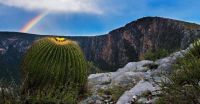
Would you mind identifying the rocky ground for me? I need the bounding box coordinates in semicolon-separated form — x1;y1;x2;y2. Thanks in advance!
80;49;187;104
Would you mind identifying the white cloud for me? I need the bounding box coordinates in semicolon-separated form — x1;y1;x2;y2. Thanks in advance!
0;0;103;14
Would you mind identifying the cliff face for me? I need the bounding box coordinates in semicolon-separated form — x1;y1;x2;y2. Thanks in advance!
1;17;200;81
78;17;200;71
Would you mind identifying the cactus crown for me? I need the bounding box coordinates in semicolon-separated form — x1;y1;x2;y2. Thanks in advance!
49;37;77;45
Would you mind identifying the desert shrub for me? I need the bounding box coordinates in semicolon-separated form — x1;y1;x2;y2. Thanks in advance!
87;61;103;74
0;79;21;104
186;39;200;58
21;37;88;103
24;84;79;104
140;90;152;98
98;86;132;103
157;39;200;104
143;49;169;61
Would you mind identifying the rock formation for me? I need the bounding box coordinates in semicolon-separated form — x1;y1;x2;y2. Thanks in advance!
80;48;187;104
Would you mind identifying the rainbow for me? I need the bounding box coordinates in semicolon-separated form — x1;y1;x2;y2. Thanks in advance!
21;12;48;33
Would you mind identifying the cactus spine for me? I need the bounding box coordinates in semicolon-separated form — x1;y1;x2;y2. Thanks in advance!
21;37;87;103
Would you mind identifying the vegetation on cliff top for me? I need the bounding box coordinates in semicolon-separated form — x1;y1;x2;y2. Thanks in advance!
141;49;170;61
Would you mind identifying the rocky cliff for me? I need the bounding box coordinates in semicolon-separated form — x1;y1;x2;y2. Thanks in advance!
0;17;200;81
84;17;200;71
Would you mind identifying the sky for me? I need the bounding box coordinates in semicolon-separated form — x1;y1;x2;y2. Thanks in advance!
0;0;200;36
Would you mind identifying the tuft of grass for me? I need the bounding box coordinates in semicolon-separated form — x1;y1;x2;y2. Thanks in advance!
0;79;21;104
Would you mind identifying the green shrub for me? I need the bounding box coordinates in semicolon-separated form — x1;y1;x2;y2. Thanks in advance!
143;49;169;61
21;37;88;103
157;39;200;104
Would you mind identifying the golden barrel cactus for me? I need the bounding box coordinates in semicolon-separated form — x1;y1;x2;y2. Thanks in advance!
21;37;87;103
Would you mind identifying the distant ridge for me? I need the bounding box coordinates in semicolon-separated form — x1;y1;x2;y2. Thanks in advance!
1;16;200;81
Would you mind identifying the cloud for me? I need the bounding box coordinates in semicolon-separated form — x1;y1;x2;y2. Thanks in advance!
0;0;103;14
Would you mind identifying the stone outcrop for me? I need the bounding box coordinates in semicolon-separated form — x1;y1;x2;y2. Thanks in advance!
117;81;159;104
81;48;187;104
